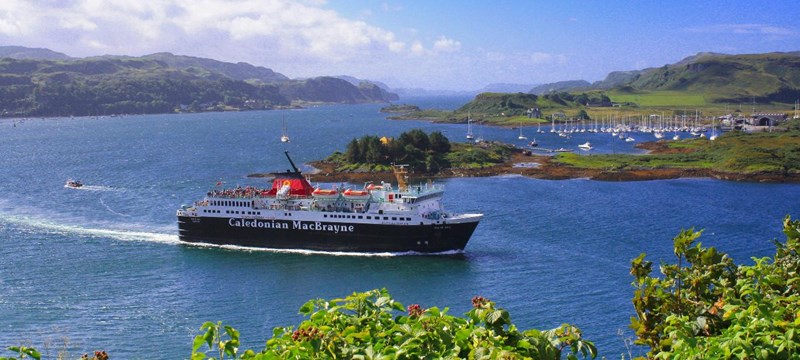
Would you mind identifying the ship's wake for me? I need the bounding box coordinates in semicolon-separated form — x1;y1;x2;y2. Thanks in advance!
1;212;179;245
64;184;120;192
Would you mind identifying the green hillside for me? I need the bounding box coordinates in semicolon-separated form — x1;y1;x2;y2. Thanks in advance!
0;47;398;117
620;52;800;103
0;57;288;116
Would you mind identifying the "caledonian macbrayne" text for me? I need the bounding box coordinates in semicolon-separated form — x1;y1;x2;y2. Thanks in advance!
228;218;355;234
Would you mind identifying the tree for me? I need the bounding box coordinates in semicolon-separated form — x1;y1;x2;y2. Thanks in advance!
344;138;362;163
362;136;385;164
429;131;451;153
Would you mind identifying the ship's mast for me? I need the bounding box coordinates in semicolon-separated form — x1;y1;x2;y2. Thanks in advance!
284;151;300;173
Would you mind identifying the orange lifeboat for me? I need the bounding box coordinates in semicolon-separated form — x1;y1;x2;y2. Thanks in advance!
312;188;338;199
343;188;370;200
366;184;383;191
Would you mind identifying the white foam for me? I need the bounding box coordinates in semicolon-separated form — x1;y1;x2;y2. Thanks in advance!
99;198;131;217
64;184;121;192
182;242;464;257
1;213;179;245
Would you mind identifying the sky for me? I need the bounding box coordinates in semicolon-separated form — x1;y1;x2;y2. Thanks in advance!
0;0;798;91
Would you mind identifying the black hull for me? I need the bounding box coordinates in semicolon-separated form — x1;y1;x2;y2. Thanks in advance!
177;216;479;253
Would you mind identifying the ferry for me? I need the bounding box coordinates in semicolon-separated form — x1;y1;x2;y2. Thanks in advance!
176;152;483;253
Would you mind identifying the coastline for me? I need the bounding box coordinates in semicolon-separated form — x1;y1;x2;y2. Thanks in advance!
300;144;800;184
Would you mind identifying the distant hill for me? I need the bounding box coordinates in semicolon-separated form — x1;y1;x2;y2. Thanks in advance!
278;76;398;103
334;75;391;90
623;52;800;103
589;71;643;89
456;91;609;118
0;56;289;116
457;92;539;115
528;80;591;95
0;46;398;117
392;88;477;98
0;46;72;61
478;83;540;93
525;51;800;104
141;52;289;83
332;75;399;102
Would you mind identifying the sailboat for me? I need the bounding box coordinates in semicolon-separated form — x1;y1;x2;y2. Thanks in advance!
466;115;474;140
709;116;718;141
518;122;527;140
280;118;290;142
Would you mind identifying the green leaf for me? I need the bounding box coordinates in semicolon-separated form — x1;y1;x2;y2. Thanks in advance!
192;335;207;353
203;327;216;349
298;301;314;315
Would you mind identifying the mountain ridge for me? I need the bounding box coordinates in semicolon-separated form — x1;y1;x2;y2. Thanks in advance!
527;51;800;103
0;46;398;117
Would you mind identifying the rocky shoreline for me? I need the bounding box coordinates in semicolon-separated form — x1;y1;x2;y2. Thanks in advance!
302;143;800;184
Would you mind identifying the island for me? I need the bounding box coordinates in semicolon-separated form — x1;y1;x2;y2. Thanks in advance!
285;127;800;184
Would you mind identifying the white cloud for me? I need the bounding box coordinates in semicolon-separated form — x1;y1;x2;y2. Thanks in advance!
528;52;566;65
59;17;97;31
381;2;403;13
410;40;425;56
0;0;543;90
433;36;461;53
0;0;416;61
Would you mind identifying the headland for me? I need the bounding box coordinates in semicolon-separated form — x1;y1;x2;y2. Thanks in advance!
304;143;800;184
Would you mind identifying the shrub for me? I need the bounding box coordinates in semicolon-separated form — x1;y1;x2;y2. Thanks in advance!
630;216;800;359
191;289;596;359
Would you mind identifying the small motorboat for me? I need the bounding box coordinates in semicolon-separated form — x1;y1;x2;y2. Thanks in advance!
578;142;593;150
65;179;83;188
528;139;538;147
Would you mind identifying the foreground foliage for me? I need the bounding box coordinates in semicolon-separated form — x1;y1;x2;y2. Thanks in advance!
630;215;800;359
192;289;596;360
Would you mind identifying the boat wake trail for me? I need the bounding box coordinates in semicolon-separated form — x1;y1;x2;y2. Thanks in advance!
1;213;179;245
65;184;120;192
99;198;131;217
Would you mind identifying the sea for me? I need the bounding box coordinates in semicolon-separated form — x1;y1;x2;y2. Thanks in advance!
1;95;798;359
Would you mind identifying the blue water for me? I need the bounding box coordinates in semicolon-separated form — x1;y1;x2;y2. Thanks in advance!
1;103;798;359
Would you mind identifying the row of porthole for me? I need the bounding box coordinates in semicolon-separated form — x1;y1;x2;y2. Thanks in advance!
202;209;261;216
323;214;412;221
210;200;252;207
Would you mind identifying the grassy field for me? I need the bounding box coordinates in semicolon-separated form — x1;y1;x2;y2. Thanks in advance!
607;90;708;107
553;129;800;175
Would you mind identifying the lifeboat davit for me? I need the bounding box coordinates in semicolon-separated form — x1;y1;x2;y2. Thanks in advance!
343;189;370;200
312;188;338;199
